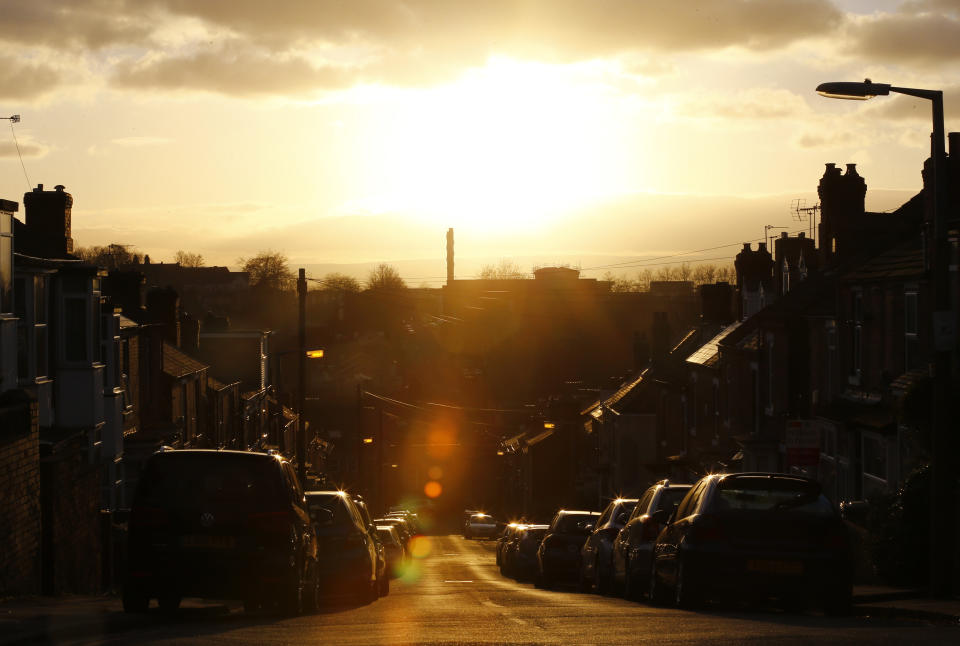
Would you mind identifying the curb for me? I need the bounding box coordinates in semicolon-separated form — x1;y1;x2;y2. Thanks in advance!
854;604;960;625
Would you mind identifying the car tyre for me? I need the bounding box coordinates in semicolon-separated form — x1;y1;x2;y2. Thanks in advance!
674;558;703;609
823;583;853;616
122;587;149;613
623;558;638;600
648;560;669;606
158;593;181;613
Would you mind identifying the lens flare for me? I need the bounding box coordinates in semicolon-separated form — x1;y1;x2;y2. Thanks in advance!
424;480;443;498
428;466;443;480
409;535;433;559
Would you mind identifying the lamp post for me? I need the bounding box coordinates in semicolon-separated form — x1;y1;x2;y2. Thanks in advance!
816;79;953;597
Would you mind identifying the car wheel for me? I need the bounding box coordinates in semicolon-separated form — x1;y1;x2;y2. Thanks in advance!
623;557;637;600
158;593;181;613
122;587;149;613
280;579;303;616
302;566;319;613
648;560;669;606
596;556;612;595
823;583;853;616
674;558;703;609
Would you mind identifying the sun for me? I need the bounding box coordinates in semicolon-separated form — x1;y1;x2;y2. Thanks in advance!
347;58;642;235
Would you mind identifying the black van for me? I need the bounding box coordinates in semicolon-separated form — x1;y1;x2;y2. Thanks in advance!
123;449;319;614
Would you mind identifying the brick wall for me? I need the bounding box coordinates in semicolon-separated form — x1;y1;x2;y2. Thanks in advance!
0;390;41;596
40;433;102;595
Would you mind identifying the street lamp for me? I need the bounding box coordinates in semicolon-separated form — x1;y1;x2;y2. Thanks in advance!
816;79;952;597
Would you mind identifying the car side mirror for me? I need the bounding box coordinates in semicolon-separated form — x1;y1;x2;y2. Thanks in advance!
310;508;334;526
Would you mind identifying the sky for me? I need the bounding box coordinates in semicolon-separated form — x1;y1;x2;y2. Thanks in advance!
1;0;959;283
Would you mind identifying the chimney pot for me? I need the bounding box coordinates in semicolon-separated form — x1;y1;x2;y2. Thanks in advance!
845;163;858;174
781;231;788;239
55;184;64;191
799;232;805;239
759;242;767;252
742;243;751;251
35;184;43;192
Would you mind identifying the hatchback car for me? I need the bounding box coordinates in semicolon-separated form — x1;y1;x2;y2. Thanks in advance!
464;513;499;539
306;491;386;600
535;510;600;588
124;449;318;615
504;524;549;580
579;497;637;594
497;523;525;570
612;481;692;598
649;473;853;613
375;525;407;577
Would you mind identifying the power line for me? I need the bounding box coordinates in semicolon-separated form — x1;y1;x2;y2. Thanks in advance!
5;115;30;190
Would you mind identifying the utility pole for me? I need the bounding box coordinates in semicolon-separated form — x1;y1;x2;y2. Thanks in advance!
297;267;307;484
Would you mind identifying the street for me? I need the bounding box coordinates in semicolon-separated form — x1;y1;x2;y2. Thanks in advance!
11;535;957;646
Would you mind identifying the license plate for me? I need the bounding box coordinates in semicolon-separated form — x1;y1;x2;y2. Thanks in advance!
182;534;237;549
747;559;802;575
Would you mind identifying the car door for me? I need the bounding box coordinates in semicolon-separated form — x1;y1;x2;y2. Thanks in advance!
656;479;710;586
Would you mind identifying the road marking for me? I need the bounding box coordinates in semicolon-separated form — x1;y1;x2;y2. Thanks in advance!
481;600;503;608
444;580;473;583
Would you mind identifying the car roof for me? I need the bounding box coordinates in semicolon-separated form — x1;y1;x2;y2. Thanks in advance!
556;510;600;516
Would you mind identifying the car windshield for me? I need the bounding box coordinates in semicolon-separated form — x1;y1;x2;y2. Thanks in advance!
306;493;355;528
553;514;595;533
136;453;284;511
713;477;832;514
656;488;690;513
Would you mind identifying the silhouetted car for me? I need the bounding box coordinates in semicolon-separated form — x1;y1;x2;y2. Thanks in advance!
648;473;853;614
124;449;319;615
612;481;692;598
535;510;600;588
375;525;407;577
465;513;499;539
353;496;388;592
578;497;637;594
306;491;386;601
504;524;549;580
497;523;525;569
375;516;413;546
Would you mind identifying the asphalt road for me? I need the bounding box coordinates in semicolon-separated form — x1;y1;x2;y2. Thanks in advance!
52;535;959;645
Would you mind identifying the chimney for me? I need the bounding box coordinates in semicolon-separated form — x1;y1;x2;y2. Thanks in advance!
446;228;454;286
651;311;670;367
146;287;181;347
23;183;74;258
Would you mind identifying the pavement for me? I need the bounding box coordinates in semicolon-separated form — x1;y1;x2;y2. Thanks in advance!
2;584;958;645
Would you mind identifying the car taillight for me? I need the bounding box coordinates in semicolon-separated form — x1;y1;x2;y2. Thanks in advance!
131;506;169;528
690;523;725;543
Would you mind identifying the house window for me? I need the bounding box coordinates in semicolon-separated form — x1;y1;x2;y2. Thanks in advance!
862;433;887;481
0;212;12;314
850;290;863;381
905;289;919;369
64;297;88;361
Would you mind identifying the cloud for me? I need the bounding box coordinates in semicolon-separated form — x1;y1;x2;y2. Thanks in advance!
0;140;48;158
0;1;152;50
845;4;960;65
0;53;63;100
110;43;353;96
678;88;812;120
861;85;960;122
111;136;172;146
795;130;861;149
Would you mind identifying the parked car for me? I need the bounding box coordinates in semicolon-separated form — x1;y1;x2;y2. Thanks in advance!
124;449;319;615
462;509;483;536
535;510;600;588
352;496;388;594
504;524;549;580
376;525;407;577
648;472;853;614
306;490;387;601
465;513;499;539
497;523;525;569
578;498;638;594
375;516;413;546
612;480;692;598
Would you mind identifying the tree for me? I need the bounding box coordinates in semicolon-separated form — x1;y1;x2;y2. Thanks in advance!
366;263;405;290
238;250;295;290
174;250;204;267
321;272;361;293
477;259;527;279
74;243;142;268
602;271;637;292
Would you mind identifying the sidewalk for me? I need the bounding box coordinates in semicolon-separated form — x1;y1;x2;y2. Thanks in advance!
853;585;960;624
0;594;230;646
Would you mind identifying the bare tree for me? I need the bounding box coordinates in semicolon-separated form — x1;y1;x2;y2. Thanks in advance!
602;271;637;292
366;263;406;290
174;250;204;267
477;259;527;279
74;243;142;269
321;272;361;293
238;250;295;290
